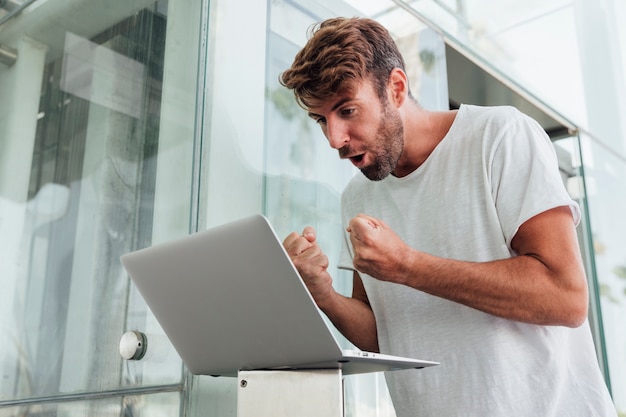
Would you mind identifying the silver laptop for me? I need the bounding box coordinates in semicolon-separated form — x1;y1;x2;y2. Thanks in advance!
120;214;438;377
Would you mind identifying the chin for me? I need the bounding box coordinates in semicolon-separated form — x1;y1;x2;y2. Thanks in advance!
361;168;391;182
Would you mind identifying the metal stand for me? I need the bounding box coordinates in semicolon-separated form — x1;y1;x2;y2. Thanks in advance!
237;369;344;417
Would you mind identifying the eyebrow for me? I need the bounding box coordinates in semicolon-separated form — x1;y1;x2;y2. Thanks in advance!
307;97;352;120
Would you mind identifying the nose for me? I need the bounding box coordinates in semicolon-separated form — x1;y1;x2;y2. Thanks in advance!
325;119;349;149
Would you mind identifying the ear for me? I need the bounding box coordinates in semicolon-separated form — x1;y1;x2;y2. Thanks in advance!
387;68;409;108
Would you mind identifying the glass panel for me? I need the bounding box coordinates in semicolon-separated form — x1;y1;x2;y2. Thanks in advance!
402;0;586;123
187;376;238;417
267;3;449;416
392;0;626;159
188;0;272;412
267;3;450;416
190;0;448;416
553;135;609;375
0;0;200;406
579;131;626;414
0;391;181;417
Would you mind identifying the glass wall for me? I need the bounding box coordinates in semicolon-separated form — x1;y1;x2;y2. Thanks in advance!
191;1;624;414
1;0;622;416
188;0;449;416
578;131;626;414
0;0;201;412
385;1;625;413
553;129;626;416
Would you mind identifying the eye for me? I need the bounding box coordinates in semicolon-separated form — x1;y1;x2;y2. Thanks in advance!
340;108;355;117
308;112;326;125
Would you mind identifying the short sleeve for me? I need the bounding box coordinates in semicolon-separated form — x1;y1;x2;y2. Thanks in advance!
488;110;580;248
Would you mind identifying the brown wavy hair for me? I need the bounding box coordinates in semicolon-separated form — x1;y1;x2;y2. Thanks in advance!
279;17;408;109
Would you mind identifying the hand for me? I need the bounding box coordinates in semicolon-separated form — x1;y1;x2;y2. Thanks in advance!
283;227;335;304
347;214;411;283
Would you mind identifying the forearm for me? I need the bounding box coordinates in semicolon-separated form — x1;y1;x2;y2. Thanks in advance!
282;228;380;351
317;289;379;352
399;250;588;327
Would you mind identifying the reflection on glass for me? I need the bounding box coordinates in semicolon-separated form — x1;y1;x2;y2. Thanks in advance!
264;9;395;415
579;132;626;414
0;0;190;406
263;2;449;416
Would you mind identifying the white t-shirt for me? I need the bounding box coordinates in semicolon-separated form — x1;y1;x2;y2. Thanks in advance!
338;105;616;416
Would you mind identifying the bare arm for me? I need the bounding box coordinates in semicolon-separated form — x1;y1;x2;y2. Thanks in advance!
348;206;588;327
283;229;379;351
314;271;379;352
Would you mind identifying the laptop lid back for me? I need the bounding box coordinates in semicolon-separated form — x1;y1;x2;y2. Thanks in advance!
121;215;345;376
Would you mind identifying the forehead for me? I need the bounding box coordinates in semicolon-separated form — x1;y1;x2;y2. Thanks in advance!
305;78;377;113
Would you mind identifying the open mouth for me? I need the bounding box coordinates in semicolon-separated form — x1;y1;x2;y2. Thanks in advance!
349;154;365;165
339;147;367;167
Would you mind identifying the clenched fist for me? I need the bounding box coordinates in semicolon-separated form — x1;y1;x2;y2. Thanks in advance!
283;226;335;305
347;214;412;284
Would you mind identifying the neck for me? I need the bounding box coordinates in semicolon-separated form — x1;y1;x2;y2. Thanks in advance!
393;105;458;177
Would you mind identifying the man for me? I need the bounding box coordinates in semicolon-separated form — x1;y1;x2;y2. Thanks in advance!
279;17;616;417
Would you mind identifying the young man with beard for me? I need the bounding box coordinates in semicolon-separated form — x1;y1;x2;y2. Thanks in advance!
279;17;616;417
